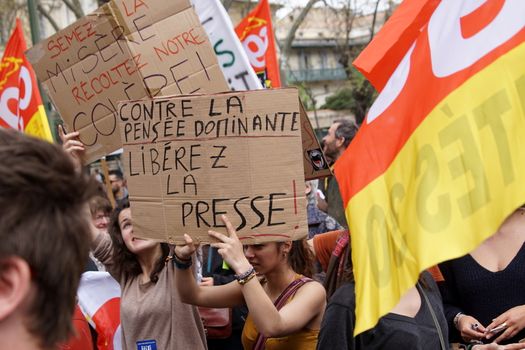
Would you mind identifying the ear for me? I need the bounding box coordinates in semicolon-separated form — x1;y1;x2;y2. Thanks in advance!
305;183;311;196
335;136;345;148
0;257;32;321
282;241;293;254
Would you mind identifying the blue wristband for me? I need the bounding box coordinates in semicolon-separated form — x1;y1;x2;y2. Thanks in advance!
173;254;192;269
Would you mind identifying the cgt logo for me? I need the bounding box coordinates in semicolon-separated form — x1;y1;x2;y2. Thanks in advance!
0;57;33;131
366;0;525;124
240;17;269;70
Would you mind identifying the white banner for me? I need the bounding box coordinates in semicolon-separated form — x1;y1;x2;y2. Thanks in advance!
78;271;122;350
193;0;262;91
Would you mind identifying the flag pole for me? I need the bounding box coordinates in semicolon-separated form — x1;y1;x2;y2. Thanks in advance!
26;0;56;142
27;0;40;45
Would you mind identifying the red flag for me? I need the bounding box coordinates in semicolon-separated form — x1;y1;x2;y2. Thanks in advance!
235;0;281;88
78;272;121;350
59;305;95;350
336;0;525;334
0;19;52;141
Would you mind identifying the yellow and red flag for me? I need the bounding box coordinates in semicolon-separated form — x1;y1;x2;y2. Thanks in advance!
235;0;281;88
336;0;525;335
0;19;52;141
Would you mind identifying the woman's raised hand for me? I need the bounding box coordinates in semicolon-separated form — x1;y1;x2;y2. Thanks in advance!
58;125;85;172
208;215;252;275
174;233;198;260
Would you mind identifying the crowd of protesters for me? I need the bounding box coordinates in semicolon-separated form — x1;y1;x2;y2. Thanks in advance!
2;120;525;350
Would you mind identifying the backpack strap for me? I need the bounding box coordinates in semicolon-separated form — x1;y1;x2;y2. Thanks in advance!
323;230;350;298
252;277;313;350
418;282;447;350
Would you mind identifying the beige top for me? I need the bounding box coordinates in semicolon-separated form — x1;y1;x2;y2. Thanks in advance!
93;234;207;350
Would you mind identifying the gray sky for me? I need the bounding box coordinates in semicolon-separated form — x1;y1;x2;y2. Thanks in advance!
274;0;398;18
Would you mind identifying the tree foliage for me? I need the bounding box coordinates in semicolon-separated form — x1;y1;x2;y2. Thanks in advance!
346;67;376;125
321;67;376;125
321;87;353;110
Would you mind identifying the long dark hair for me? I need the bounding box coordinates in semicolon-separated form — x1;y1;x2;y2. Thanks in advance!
108;204;169;283
285;239;315;278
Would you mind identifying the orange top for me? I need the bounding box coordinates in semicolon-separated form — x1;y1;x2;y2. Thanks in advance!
313;229;345;271
241;275;319;350
241;315;318;350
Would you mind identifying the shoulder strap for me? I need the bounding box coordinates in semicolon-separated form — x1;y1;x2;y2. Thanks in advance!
252;277;313;350
418;282;447;350
274;277;312;309
323;231;350;299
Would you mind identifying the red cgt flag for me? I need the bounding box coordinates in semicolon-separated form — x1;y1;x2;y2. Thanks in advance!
0;19;52;141
336;0;525;335
235;0;281;88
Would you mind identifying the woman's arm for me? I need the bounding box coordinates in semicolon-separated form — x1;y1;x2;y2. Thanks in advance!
174;235;244;308
61;126;104;245
89;229;122;280
242;276;326;337
208;215;326;338
438;261;487;341
58;126;85;173
62;129;105;245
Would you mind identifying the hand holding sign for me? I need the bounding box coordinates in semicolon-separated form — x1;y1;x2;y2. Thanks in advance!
59;126;85;173
174;233;199;261
209;215;251;276
118;88;307;244
27;0;228;163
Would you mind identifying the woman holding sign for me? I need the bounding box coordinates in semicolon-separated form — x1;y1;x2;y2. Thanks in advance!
174;215;326;350
60;129;207;350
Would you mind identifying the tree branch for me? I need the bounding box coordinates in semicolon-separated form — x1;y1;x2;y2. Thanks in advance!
37;3;61;33
221;0;234;11
281;0;320;54
62;0;84;19
369;0;381;41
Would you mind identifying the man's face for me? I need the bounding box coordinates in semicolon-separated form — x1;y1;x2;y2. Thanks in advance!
109;175;123;194
322;122;342;160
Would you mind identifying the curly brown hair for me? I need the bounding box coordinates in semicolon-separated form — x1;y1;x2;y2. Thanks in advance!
108;205;169;283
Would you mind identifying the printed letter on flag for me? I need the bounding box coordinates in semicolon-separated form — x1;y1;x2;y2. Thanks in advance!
193;0;261;91
235;0;281;88
0;19;52;141
335;0;525;335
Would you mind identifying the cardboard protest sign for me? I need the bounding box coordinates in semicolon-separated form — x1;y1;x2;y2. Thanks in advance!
191;0;327;180
118;88;307;244
26;0;228;163
300;102;331;180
